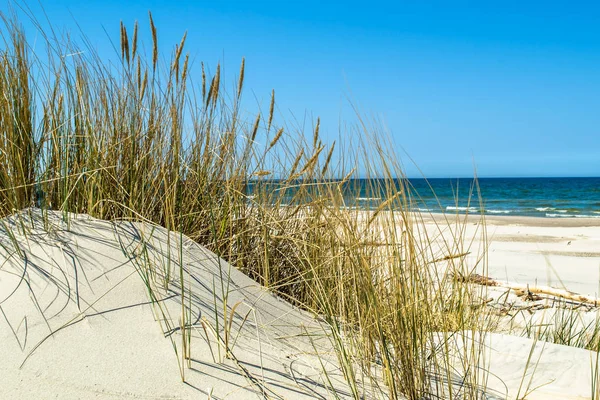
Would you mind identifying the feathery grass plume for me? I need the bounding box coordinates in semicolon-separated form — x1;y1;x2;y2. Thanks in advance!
313;117;320;148
268;127;284;149
148;11;158;71
181;54;189;85
172;31;187;81
206;63;220;107
321;141;336;175
267;89;275;131
201;62;206;102
339;168;355;185
212;63;220;105
139;69;148;100
367;188;403;226
120;21;130;65
253;170;271;177
236;57;245;100
136;57;141;86
250;113;260;142
132;21;138;60
299;145;324;175
288;148;304;176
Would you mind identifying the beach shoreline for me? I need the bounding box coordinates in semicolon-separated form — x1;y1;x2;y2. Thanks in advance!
417;210;600;297
417;210;600;227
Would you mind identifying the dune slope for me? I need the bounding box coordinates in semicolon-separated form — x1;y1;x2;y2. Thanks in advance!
2;209;599;399
0;209;359;399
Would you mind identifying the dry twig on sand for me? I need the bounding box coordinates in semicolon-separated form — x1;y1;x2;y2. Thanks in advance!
458;273;600;306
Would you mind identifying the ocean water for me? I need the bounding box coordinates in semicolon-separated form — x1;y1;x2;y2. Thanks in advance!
249;177;600;218
349;177;600;218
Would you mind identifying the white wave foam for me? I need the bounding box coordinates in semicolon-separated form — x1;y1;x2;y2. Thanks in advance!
446;206;479;212
356;197;381;201
537;208;570;214
546;213;600;218
487;209;511;214
535;207;555;211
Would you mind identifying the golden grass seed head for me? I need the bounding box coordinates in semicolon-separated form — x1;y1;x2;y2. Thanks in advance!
181;53;189;84
313;117;320;149
132;21;138;60
269;127;284;149
268;89;275;131
120;21;130;64
173;31;187;80
140;69;148;99
288;148;304;176
212;63;220;104
148;11;158;71
253;170;271;177
201;62;206;102
237;57;245;100
299;145;324;175
250;113;260;142
321;141;336;175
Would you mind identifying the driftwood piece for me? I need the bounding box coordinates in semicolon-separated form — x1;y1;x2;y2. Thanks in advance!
430;252;471;265
457;273;600;307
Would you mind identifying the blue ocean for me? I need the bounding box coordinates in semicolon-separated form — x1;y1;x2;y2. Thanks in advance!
350;177;600;218
250;177;600;218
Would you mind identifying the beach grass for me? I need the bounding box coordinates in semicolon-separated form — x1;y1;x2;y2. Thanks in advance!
5;10;592;399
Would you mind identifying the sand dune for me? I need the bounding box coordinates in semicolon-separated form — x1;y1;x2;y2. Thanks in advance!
2;209;600;399
0;209;356;399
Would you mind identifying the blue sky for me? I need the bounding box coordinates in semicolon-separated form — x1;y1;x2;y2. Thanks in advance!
4;1;600;177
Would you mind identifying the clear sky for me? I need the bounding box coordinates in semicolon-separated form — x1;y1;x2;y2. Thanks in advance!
3;1;600;178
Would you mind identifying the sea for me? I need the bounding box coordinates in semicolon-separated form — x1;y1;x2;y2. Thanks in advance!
350;177;600;218
249;177;600;218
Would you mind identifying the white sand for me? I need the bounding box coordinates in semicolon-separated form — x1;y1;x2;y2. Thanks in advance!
0;210;356;399
424;212;600;399
416;213;600;296
443;331;599;399
2;209;600;399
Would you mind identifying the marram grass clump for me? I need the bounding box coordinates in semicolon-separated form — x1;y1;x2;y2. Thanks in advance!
0;11;492;399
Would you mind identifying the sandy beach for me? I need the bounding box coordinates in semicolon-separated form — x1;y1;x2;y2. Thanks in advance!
1;1;598;398
1;209;599;399
419;212;600;296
